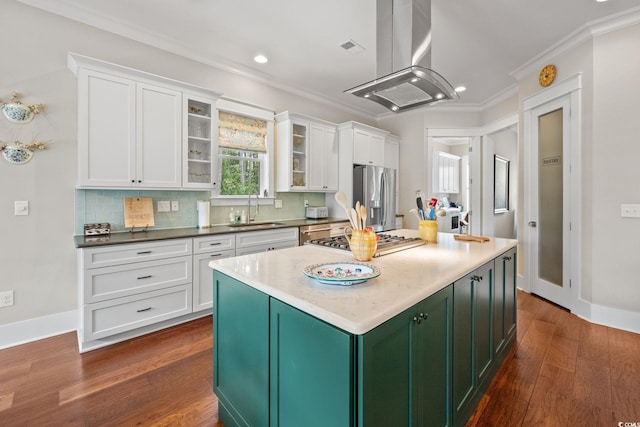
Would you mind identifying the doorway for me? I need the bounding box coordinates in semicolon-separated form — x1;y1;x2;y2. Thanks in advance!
523;75;582;312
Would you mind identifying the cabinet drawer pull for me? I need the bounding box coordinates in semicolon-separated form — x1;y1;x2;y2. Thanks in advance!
137;275;152;280
471;275;483;282
503;256;512;261
420;312;428;320
136;251;152;255
209;242;222;246
413;315;421;324
136;307;152;313
210;253;223;257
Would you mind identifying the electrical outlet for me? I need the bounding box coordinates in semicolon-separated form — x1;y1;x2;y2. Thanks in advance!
157;201;170;212
274;199;283;209
171;201;180;211
14;201;29;216
0;290;14;307
304;199;309;208
621;204;640;218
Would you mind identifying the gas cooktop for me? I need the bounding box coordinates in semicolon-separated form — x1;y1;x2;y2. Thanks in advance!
307;233;425;257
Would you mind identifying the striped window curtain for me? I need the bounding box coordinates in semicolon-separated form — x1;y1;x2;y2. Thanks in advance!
218;111;267;153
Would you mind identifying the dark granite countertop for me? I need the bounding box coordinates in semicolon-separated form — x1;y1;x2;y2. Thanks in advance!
74;217;350;248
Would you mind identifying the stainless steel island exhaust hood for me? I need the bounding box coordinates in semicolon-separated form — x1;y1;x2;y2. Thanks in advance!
345;0;458;113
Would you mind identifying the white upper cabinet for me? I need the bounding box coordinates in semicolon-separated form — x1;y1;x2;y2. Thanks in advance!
275;112;338;192
70;53;220;190
136;83;182;188
183;94;219;189
432;151;461;194
308;123;338;191
353;130;385;166
384;135;399;170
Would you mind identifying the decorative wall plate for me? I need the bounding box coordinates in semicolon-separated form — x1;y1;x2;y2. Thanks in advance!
2;103;36;123
2;145;33;164
0;92;43;123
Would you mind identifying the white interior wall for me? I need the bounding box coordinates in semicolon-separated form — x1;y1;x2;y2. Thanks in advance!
0;0;372;327
591;23;640;314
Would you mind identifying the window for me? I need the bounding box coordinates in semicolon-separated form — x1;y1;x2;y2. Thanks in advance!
213;99;274;199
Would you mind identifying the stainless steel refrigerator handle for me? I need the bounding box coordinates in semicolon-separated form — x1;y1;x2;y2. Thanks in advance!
380;172;387;226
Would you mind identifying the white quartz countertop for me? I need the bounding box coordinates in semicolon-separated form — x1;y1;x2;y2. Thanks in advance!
209;230;517;335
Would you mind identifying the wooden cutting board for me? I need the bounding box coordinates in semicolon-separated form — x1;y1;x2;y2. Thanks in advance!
454;234;490;243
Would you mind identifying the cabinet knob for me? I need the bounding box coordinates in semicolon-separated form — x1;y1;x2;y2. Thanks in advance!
138;180;142;183
413;315;421;324
131;179;135;183
420;312;428;320
503;256;511;261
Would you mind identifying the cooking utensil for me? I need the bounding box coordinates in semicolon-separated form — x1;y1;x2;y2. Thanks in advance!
454;234;490;243
355;201;361;228
335;192;356;228
416;197;425;219
350;208;360;230
360;204;367;229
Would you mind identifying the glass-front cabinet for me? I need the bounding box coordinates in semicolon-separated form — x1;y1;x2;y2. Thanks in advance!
183;95;218;189
275;112;309;191
291;123;308;188
275;111;338;192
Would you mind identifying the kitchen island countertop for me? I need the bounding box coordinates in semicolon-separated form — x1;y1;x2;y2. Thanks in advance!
209;230;517;335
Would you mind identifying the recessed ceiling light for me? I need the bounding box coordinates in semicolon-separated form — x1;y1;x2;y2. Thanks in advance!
455;86;467;92
254;54;268;64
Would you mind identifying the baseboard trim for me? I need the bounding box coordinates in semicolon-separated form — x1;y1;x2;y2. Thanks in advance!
0;309;77;350
585;303;640;334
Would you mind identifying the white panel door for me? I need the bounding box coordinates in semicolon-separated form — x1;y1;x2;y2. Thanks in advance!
136;83;182;188
78;70;136;187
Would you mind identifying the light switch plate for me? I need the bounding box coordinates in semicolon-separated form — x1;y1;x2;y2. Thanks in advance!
171;201;180;211
274;199;283;209
14;201;29;216
157;201;170;212
621;204;640;218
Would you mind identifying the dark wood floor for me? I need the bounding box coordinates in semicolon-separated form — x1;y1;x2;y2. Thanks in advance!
1;291;638;426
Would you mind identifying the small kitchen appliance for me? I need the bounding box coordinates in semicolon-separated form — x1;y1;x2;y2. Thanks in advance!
305;206;328;219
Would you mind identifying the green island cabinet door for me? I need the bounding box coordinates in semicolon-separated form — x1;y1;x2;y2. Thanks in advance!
452;261;494;427
269;299;355;427
358;285;453;427
213;272;269;427
494;248;517;356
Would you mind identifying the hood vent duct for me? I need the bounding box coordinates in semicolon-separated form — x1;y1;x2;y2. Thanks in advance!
345;0;458;113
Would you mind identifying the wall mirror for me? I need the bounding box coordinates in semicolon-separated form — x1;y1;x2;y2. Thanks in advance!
494;155;509;213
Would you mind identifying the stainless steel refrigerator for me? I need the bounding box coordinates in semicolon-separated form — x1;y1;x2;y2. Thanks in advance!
353;165;396;232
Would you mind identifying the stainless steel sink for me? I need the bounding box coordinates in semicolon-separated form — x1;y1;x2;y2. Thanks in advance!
227;221;285;230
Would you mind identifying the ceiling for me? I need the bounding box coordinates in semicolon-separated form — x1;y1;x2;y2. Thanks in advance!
19;0;640;117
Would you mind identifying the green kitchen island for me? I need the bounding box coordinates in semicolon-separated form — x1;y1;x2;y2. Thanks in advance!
209;230;518;427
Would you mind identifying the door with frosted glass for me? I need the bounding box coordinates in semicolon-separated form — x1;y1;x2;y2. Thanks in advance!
529;96;571;308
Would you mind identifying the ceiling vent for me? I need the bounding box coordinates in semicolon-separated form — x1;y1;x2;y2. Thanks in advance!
345;0;458;112
340;39;365;55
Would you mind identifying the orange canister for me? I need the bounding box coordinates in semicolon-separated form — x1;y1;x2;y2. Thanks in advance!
344;227;378;261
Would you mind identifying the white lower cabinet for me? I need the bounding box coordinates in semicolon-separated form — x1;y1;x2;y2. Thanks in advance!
83;284;192;341
193;234;236;310
78;229;299;351
235;227;299;255
78;238;194;352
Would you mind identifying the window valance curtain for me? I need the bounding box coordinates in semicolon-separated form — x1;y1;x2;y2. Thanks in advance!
218;111;267;153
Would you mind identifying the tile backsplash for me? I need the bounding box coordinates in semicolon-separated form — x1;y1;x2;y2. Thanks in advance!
75;189;327;234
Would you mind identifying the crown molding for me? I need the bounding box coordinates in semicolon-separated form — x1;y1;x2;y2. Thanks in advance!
18;0;379;121
511;6;640;82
